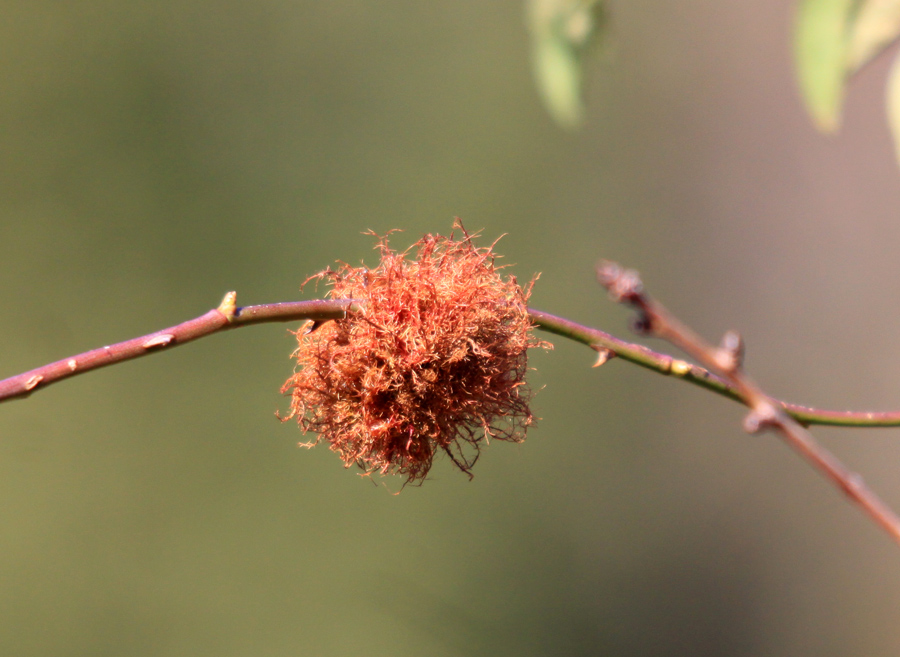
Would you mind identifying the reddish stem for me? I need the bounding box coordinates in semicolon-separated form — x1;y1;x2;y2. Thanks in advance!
596;260;900;546
3;295;900;432
0;295;353;402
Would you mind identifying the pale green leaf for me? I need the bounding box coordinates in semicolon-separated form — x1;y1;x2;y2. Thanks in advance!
847;0;900;73
526;0;607;129
531;35;584;128
884;48;900;166
794;0;857;132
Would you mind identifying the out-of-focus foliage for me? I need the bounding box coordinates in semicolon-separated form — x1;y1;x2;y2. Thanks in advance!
886;38;900;162
794;0;856;132
795;0;900;164
526;0;607;128
847;0;900;70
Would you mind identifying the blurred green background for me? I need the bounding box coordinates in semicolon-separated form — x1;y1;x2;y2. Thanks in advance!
3;2;900;655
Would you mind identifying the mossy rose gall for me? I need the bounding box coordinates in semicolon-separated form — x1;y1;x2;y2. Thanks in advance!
281;224;550;482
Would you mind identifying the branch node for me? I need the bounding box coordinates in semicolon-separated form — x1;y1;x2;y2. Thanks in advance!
743;401;780;434
302;320;327;336
24;375;43;391
142;334;175;349
714;330;744;373
629;312;653;336
670;359;692;376
67;359;78;372
217;291;237;322
845;472;864;496
591;346;615;367
596;260;644;303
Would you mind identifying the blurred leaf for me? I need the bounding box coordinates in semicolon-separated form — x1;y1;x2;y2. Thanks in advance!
526;0;607;129
885;48;900;165
846;0;900;72
794;0;856;132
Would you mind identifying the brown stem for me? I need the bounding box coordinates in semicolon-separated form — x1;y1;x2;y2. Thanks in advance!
3;294;900;432
0;294;355;403
595;260;900;546
528;310;900;427
6;278;898;542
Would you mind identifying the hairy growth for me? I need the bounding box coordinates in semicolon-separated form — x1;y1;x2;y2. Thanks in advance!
281;225;548;482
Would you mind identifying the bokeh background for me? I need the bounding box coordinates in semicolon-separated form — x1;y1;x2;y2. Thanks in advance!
2;2;900;655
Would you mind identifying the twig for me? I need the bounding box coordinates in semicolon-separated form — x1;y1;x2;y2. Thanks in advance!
0;294;356;403
529;310;900;427
595;260;900;546
4;280;900;540
3;294;900;431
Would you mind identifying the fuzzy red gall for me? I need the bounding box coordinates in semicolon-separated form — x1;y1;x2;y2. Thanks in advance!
281;224;550;483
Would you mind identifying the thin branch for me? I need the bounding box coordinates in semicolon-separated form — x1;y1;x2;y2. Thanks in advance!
4;281;900;540
529;310;900;427
595;261;900;546
0;294;356;403
3;294;900;432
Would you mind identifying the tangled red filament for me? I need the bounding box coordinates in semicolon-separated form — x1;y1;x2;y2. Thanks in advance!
281;225;548;483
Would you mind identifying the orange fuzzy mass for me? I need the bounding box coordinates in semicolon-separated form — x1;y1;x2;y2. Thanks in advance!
281;225;548;483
